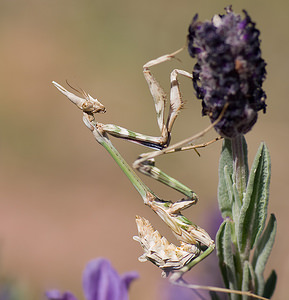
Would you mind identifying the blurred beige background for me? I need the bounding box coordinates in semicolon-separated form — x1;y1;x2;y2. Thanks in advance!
0;0;288;299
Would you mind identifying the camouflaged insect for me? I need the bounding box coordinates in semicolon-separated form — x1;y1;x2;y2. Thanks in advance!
133;216;201;277
52;76;216;280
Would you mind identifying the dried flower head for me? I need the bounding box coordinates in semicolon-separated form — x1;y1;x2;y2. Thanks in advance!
188;6;267;138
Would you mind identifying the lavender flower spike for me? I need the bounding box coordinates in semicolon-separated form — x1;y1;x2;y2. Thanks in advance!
45;290;77;300
188;6;267;138
45;258;138;300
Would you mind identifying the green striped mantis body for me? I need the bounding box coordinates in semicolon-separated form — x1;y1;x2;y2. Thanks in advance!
53;48;268;299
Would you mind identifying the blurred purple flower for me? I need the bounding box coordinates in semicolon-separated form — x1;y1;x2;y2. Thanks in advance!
0;286;14;300
45;258;139;300
45;290;77;300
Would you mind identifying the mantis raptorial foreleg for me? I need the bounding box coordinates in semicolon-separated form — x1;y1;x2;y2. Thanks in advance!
53;47;220;192
100;48;195;151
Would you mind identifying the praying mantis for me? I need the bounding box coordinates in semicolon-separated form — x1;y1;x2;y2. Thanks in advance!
53;47;268;300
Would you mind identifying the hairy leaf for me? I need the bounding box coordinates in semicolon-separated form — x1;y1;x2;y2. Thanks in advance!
252;214;277;295
232;182;241;227
218;139;234;218
216;220;229;288
263;270;277;299
216;219;238;299
237;143;271;253
241;261;256;300
241;261;250;300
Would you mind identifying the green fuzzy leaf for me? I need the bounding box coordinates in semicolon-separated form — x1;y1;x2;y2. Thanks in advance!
252;214;277;295
232;183;241;226
241;261;256;300
240;135;249;188
218;137;248;219
216;219;238;299
263;270;277;299
243;138;249;176
237;143;271;253
241;261;250;300
224;164;234;206
251;143;271;248
218;139;234;218
216;220;229;288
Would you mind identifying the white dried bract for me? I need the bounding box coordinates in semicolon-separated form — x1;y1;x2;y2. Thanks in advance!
133;215;201;277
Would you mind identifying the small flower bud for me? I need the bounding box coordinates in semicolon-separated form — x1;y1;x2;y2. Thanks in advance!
188;7;267;138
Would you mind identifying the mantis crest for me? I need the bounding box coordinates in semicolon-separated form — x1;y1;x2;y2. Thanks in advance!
53;47;269;300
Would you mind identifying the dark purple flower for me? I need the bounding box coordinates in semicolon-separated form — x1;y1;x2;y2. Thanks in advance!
45;258;138;300
45;290;77;300
187;6;267;138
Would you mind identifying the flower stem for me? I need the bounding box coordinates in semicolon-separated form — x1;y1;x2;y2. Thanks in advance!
231;135;247;202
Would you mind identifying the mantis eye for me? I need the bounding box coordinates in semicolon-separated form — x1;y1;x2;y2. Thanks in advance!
82;101;93;112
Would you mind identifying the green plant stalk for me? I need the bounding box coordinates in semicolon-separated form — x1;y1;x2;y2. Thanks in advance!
232;135;250;298
231;135;248;201
216;136;276;300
